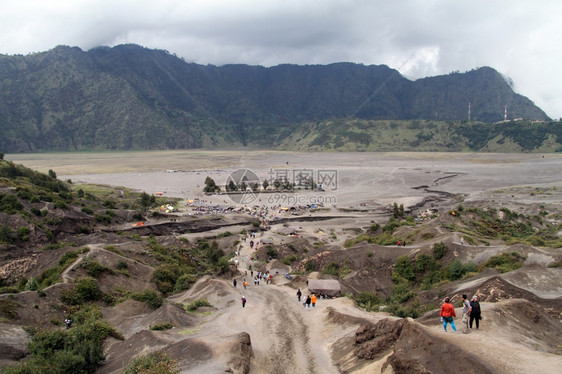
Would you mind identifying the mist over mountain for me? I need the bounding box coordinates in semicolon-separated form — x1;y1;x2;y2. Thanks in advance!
0;44;551;153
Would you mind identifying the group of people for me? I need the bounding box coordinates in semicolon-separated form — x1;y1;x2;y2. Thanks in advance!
296;289;317;310
440;294;482;333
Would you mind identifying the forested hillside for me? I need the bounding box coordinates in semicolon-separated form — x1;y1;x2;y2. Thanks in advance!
0;44;551;153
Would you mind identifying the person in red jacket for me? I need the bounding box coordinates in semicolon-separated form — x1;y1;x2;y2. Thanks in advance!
440;297;457;332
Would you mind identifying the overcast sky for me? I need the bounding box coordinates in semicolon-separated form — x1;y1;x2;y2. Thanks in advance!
1;0;560;119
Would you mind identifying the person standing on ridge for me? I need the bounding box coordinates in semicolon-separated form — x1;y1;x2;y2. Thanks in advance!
469;295;481;329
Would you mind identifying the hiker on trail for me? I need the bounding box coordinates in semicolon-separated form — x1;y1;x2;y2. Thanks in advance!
233;279;237;288
250;270;254;277
241;296;246;308
64;318;72;329
397;240;402;246
297;289;302;302
461;294;472;333
440;297;457;332
311;294;317;308
470;295;482;329
460;237;464;245
243;279;247;289
305;295;312;311
403;240;406;247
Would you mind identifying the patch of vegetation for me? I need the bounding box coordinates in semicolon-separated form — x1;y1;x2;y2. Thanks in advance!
3;305;121;374
432;242;448;259
60;278;102;305
352;291;379;310
185;298;212;312
149;322;174;331
123;351;179;374
130;290;163;309
282;254;298;265
0;298;20;319
216;231;232;238
483;251;526;273
36;249;82;289
80;258;114;277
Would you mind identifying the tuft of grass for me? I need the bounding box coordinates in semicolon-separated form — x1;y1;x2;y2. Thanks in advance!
185;299;212;312
150;322;174;331
123;351;179;374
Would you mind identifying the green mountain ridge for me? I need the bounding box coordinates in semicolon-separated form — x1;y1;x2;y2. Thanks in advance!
0;44;553;153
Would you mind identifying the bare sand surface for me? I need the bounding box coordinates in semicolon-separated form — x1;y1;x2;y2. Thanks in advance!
9;150;562;209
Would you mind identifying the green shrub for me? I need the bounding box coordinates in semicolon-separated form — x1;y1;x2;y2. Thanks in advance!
388;281;416;304
61;278;101;305
149;322;174;331
25;277;39;291
152;264;183;295
185;298;212;312
323;262;340;276
353;291;379;311
304;260;316;272
123;351;179;374
447;259;465;280
80;258;112;277
0;298;19;319
131;290;163;309
174;273;197;293
393;256;415;281
0;194;23;214
484;252;525;273
433;242;448;259
282;254;298;265
59;250;79;266
5;305;120;374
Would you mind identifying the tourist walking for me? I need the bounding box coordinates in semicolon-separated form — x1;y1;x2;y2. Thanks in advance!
305;295;311;311
241;296;246;308
296;289;302;302
461;294;472;333
233;279;237;288
311;294;317;308
469;295;481;329
440;297;457;332
243;279;247;289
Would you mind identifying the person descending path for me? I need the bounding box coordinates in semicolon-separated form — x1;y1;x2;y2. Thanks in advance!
243;279;247;289
311;294;317;308
233;279;237;288
296;288;302;302
241;296;246;308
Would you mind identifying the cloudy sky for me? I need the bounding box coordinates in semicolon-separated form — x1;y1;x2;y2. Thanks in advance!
1;0;560;118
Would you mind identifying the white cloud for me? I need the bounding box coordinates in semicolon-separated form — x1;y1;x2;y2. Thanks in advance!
0;0;560;118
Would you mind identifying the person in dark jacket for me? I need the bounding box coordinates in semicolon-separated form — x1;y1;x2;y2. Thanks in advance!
470;295;482;329
305;295;311;311
296;288;302;302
